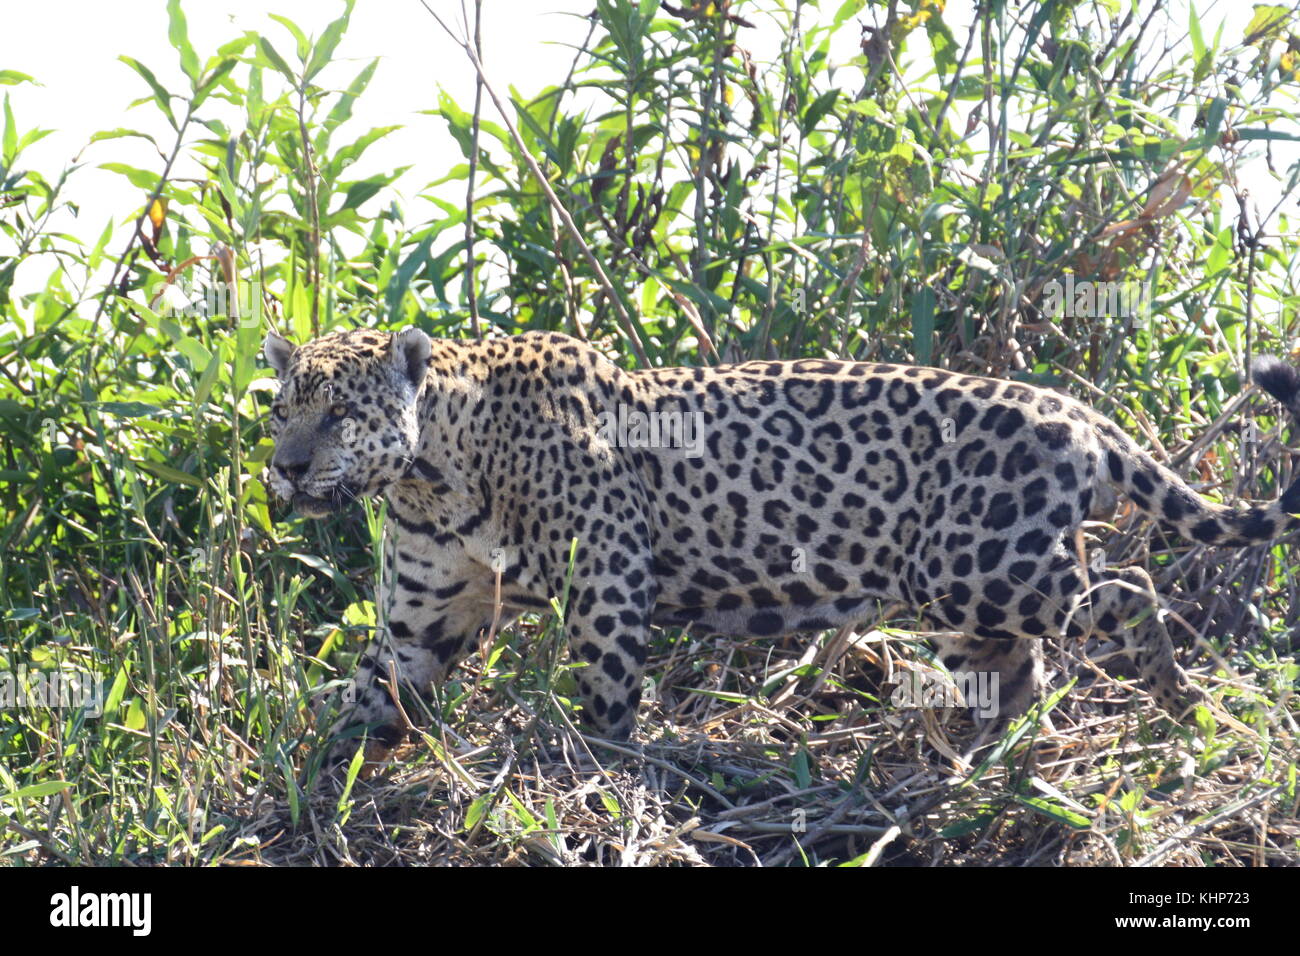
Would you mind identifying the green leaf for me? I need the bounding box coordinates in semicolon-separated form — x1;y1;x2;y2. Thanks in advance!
336;174;389;213
337;742;365;817
384;230;435;320
1234;128;1300;142
191;354;223;407
135;460;203;488
305;0;356;82
178;336;213;368
98;162;162;192
0;70;36;86
2;95;15;166
833;0;869;30
911;286;936;366
321;58;378;142
191;57;239;110
505;790;539;830
938;814;997;838
1206;224;1233;276
0;780;74;803
325;124;400;180
1189;2;1206;62
464;794;490;831
118;56;176;129
1202;97;1226;144
1244;5;1291;45
258;37;297;86
1193;704;1217;737
268;13;311;62
96;401;162;418
1015;795;1092;830
88;128;161;149
802;89;840;134
20;127;56;158
926;13;959;77
104;664;129;715
166;0;202;84
124;697;147;731
791;747;812;788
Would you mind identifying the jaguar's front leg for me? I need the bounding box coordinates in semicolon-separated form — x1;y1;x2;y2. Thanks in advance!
560;548;656;741
323;543;495;776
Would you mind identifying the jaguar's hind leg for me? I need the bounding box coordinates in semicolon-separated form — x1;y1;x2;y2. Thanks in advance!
1069;565;1210;716
930;550;1209;724
929;633;1045;724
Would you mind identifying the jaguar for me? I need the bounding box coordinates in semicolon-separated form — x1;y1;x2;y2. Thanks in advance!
261;327;1300;768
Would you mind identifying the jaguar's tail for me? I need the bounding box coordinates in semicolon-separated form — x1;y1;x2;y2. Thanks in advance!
1096;357;1300;547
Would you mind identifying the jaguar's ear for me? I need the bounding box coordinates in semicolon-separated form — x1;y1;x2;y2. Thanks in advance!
390;326;432;388
263;331;296;377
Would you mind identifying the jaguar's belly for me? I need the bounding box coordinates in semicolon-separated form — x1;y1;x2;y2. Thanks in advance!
651;591;895;638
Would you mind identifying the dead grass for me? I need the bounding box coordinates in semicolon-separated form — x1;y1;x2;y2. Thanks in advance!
200;602;1297;867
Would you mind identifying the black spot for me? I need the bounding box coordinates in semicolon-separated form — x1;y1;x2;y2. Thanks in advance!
1007;560;1036;583
995;407;1026;439
813;564;848;591
1191;518;1222;543
1034;422;1071;449
1015;529;1053;556
986;579;1013;603
1046;503;1073;526
1107;449;1124;482
782;580;820;606
617;634;646;663
1162;489;1195;522
602;654;626;681
982;493;1018;531
977;539;1007;573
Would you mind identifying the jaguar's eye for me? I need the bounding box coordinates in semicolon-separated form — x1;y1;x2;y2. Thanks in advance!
271;405;287;422
323;402;350;427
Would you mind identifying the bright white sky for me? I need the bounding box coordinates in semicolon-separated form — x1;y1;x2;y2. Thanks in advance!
3;1;594;299
1;0;1294;305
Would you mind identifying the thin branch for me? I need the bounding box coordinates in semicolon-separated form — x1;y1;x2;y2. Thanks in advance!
296;82;321;336
419;1;650;366
94;107;196;326
463;0;483;337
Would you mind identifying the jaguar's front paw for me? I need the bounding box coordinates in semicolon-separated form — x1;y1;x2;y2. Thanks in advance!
322;721;403;782
1154;674;1212;722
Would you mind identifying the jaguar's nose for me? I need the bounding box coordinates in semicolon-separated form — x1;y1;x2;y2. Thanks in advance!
274;450;312;485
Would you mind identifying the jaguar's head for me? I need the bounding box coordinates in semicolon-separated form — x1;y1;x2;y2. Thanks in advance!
262;327;432;518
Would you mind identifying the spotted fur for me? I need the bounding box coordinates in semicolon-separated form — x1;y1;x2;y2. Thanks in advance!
262;329;1300;764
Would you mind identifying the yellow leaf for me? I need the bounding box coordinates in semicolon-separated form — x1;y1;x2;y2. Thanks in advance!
148;198;167;231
